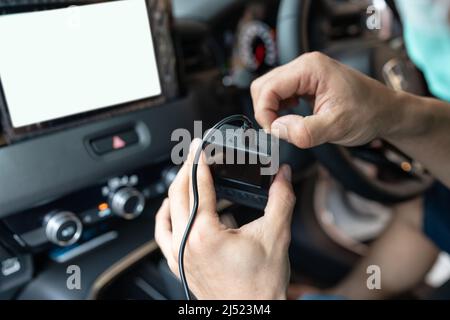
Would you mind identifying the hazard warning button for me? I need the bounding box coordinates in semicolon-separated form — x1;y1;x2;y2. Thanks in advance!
90;129;139;155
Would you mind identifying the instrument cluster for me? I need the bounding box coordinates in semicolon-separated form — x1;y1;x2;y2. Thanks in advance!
220;1;280;88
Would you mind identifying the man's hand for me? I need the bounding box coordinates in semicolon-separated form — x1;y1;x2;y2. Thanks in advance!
251;52;401;148
154;141;296;300
252;51;450;187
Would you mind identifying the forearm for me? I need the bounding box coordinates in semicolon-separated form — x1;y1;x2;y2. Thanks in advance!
383;92;450;188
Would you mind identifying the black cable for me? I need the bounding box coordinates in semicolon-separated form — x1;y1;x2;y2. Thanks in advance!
178;115;253;300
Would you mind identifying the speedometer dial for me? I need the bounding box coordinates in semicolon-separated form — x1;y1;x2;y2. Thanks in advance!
238;21;277;71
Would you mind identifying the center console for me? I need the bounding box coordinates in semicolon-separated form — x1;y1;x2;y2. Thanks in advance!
3;164;177;255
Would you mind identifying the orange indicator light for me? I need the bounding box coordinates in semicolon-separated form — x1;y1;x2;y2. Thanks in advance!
98;203;109;211
401;162;412;172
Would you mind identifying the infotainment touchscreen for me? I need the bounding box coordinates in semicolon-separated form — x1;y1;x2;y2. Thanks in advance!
0;0;163;133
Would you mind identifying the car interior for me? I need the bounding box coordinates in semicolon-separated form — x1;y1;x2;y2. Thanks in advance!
0;0;449;300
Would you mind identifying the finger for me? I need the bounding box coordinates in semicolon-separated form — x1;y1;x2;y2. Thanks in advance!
154;199;176;267
253;59;310;131
253;53;330;132
263;165;296;241
186;138;202;200
250;67;283;111
189;139;218;221
271;113;335;149
251;65;293;130
255;72;305;133
168;152;191;243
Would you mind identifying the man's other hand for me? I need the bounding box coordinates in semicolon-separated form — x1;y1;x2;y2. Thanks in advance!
251;52;402;148
155;140;296;300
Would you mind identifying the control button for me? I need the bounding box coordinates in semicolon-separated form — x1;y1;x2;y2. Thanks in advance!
90;129;139;155
57;222;78;242
0;246;20;278
1;256;21;277
118;130;139;146
110;187;145;220
44;211;83;247
0;245;33;292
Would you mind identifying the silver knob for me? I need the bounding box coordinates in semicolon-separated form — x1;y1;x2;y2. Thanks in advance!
44;211;83;247
110;187;145;220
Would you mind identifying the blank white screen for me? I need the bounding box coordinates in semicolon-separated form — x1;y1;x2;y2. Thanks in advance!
0;0;161;128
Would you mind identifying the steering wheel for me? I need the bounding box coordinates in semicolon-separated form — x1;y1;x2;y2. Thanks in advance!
276;0;434;203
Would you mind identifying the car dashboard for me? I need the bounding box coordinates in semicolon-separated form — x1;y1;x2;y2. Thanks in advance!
0;0;426;301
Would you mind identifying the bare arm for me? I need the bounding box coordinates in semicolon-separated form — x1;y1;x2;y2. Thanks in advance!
328;198;439;300
384;94;450;188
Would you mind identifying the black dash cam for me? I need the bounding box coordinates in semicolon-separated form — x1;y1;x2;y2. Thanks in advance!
205;124;276;210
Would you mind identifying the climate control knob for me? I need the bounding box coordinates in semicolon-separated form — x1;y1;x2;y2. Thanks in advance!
110;187;145;220
44;211;83;247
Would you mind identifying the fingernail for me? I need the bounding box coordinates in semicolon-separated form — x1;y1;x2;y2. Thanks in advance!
189;142;196;154
190;138;201;153
273;117;288;125
271;121;288;140
271;121;281;134
282;165;292;182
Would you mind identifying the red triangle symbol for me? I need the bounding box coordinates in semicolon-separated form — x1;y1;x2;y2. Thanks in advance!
113;136;126;150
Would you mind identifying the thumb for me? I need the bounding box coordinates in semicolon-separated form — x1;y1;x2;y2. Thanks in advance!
270;114;335;149
263;165;296;242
